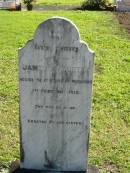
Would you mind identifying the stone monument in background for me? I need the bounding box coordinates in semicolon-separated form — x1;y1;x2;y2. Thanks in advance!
116;0;130;11
18;17;95;173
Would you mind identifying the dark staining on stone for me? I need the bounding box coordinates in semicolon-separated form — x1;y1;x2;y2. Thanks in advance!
20;120;25;162
61;70;73;82
44;150;55;168
53;56;59;66
80;69;86;80
55;48;61;56
49;69;91;83
20;143;25;163
87;132;90;153
49;30;60;40
51;71;57;81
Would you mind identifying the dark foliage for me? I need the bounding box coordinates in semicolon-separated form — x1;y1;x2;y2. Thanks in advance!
82;0;109;10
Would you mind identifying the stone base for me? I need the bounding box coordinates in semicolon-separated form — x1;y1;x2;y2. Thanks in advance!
9;161;99;173
11;167;99;173
11;168;98;173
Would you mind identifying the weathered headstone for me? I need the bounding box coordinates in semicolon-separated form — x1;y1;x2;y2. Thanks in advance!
19;17;95;172
116;0;130;11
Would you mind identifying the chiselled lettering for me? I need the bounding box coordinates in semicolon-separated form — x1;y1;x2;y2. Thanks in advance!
35;105;76;110
23;65;38;71
27;119;83;126
32;89;79;95
34;44;78;53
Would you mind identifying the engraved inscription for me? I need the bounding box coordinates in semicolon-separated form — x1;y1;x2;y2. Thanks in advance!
34;44;79;53
20;66;92;84
32;89;79;95
35;105;76;110
27;119;83;126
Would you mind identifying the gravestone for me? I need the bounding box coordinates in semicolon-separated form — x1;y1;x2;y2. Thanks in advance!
116;0;130;11
19;17;95;172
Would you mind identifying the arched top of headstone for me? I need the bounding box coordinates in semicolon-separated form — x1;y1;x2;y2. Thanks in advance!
34;17;80;46
20;17;94;64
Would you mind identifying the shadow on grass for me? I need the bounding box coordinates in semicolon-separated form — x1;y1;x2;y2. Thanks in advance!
74;5;115;11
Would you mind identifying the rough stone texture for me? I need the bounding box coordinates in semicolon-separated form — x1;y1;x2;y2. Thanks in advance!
19;17;94;172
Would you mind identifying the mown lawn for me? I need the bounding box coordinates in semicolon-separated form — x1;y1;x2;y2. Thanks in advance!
34;0;84;6
34;0;113;6
0;10;130;173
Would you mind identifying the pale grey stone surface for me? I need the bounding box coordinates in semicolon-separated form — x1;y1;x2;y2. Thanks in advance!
19;17;94;172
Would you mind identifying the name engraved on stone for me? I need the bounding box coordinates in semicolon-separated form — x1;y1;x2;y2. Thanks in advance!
19;17;95;172
20;67;92;84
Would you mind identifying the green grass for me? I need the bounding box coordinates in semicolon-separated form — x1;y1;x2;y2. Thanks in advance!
34;0;113;6
0;10;130;173
34;0;84;6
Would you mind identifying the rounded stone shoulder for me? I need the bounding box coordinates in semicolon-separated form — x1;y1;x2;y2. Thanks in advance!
34;17;80;46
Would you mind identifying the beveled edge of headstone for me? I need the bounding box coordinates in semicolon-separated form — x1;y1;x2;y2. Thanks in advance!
19;17;95;58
